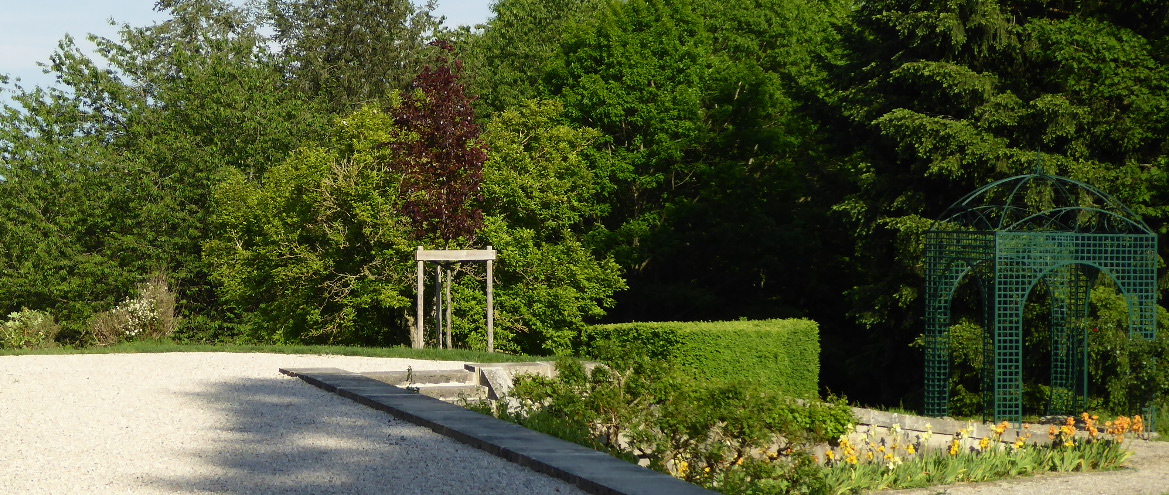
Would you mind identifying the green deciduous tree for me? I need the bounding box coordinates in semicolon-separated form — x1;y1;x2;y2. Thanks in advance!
208;97;626;350
542;0;853;323
266;0;443;112
453;99;625;354
457;0;604;114
0;0;327;340
205;105;417;344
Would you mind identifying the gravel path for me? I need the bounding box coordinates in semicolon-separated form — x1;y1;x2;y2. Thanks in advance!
890;438;1169;495
0;353;589;495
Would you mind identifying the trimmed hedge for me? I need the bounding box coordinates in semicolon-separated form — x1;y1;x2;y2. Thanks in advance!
579;319;820;399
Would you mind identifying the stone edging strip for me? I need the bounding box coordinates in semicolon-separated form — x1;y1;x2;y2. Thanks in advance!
281;367;714;495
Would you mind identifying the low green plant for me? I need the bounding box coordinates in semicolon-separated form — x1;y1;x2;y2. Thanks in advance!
475;345;854;492
0;308;60;349
478;358;1140;495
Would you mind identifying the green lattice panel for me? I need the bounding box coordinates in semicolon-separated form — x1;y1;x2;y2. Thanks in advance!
923;172;1157;424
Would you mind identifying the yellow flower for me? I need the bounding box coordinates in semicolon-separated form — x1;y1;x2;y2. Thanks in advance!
949;440;960;456
1063;441;1074;448
826;450;835;462
846;455;858;465
906;445;916;455
867;451;875;461
979;437;990;451
1013;440;1025;450
678;461;689;477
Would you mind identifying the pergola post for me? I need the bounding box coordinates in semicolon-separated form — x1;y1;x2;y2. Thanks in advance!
415;248;424;349
434;264;442;346
444;266;453;349
487;246;494;353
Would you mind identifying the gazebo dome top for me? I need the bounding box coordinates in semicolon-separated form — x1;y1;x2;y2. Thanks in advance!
934;171;1153;235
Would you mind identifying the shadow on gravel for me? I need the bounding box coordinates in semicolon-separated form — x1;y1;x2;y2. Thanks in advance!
144;377;553;495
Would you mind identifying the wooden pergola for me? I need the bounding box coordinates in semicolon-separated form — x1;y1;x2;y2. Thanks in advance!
414;246;497;352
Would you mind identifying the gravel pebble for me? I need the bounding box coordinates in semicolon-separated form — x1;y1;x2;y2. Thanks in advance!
0;353;589;495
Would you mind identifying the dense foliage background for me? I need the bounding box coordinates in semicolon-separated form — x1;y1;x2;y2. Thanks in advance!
2;0;1167;411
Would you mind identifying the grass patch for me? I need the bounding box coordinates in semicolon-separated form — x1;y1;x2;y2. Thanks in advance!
0;340;551;363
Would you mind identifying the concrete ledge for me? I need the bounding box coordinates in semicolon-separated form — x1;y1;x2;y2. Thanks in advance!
281;367;714;495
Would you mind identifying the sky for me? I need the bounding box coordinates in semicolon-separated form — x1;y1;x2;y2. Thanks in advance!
0;0;493;94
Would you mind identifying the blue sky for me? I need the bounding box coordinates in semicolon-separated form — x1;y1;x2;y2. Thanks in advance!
0;0;493;93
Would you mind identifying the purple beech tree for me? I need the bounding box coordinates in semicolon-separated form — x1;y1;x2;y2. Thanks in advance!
391;41;487;245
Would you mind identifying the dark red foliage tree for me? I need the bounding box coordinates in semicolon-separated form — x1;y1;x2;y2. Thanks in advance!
391;41;487;244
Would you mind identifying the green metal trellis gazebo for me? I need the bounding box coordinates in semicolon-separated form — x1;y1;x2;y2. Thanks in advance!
924;171;1157;423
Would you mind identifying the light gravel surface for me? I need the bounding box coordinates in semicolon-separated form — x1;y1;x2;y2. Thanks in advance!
890;438;1169;495
0;353;589;495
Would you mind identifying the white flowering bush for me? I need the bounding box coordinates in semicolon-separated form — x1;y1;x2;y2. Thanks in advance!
90;272;179;345
1;308;60;349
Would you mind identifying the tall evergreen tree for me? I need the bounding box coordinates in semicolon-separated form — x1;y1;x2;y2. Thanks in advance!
826;0;1169;405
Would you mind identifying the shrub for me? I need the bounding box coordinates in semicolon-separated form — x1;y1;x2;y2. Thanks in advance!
1;308;60;349
484;352;853;492
90;272;179;345
580;319;821;398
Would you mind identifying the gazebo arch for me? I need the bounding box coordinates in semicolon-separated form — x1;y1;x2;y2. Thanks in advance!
924;171;1157;422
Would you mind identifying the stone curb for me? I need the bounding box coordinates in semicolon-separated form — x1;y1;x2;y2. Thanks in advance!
281;367;714;495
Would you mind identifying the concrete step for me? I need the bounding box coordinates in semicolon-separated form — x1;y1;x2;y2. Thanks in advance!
363;369;475;386
360;369;486;403
411;382;489;402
